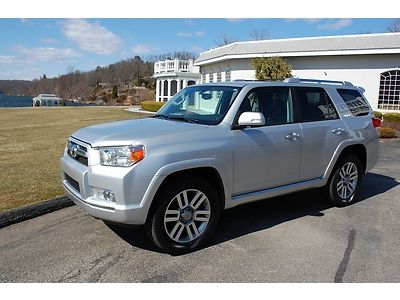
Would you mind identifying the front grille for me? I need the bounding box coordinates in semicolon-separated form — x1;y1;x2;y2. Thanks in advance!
76;156;88;166
65;173;80;192
67;140;88;166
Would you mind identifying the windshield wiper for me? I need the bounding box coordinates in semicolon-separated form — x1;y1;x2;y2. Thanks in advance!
165;115;199;123
153;113;199;123
152;113;169;120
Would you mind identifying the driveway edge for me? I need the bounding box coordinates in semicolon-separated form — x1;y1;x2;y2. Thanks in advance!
0;196;74;229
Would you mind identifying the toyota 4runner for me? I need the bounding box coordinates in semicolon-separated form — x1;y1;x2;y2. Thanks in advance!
61;78;380;254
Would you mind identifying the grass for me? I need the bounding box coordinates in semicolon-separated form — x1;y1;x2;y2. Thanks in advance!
0;107;140;211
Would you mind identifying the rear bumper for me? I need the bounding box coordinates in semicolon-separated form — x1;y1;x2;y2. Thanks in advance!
365;131;380;173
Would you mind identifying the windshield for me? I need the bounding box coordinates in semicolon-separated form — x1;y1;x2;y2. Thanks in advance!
155;85;242;125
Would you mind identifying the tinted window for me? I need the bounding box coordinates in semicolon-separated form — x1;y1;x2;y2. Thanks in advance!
337;89;370;116
239;87;294;126
295;87;338;122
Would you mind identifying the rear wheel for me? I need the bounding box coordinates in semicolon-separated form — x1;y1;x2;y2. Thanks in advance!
145;177;221;255
325;155;363;207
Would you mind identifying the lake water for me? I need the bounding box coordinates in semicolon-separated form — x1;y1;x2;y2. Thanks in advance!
0;94;96;107
0;95;33;107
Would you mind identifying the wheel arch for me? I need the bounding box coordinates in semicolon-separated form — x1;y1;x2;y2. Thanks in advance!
145;166;227;223
324;143;367;179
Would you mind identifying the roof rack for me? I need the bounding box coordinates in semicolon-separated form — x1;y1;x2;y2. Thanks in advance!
284;77;353;86
232;79;260;82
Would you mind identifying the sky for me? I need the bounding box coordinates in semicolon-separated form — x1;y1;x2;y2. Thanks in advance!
0;18;397;80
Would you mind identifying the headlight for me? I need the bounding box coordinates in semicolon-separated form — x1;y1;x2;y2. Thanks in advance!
99;145;145;167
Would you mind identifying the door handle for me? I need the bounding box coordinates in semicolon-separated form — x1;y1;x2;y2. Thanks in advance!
285;132;301;141
332;128;346;135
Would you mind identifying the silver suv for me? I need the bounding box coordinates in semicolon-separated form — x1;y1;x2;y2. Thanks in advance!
61;78;380;254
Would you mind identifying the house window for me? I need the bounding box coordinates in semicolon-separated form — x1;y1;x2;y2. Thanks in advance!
202;73;206;83
209;72;214;83
378;70;400;111
217;71;222;82
225;69;231;82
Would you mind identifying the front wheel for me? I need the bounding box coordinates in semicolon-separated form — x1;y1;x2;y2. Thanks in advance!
325;154;363;207
145;177;221;255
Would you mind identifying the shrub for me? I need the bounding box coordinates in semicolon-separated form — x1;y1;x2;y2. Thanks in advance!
383;113;400;123
373;111;383;119
382;113;400;131
379;127;398;139
252;56;292;81
140;100;165;112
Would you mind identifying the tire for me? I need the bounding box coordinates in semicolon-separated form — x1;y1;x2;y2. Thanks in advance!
145;176;221;255
325;154;363;207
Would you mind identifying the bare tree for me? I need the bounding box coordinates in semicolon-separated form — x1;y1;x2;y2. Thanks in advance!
215;33;239;47
249;29;270;41
66;65;76;74
387;19;400;32
145;51;197;63
0;55;157;100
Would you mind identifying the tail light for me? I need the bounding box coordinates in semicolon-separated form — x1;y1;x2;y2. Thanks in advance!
372;117;382;128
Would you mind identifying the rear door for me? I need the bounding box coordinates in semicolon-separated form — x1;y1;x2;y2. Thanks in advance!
232;86;302;195
293;87;348;181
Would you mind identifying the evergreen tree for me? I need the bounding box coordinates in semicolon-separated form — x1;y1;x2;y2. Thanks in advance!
112;85;118;98
252;57;292;81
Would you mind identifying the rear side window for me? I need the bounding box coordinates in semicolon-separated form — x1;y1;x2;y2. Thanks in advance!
294;87;338;122
337;89;370;116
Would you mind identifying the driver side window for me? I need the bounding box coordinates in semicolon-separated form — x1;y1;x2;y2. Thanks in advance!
239;87;294;126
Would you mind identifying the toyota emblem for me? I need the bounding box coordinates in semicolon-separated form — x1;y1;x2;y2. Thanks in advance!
68;142;79;158
70;145;78;158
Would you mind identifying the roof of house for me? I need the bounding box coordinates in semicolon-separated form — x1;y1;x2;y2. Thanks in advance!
194;33;400;65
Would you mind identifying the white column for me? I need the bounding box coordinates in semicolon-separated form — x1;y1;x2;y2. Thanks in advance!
174;59;179;72
155;79;160;101
183;79;188;89
167;79;171;100
188;59;193;72
161;80;164;102
177;78;182;92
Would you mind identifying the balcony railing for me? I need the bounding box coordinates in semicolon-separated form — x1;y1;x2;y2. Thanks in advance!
154;59;194;74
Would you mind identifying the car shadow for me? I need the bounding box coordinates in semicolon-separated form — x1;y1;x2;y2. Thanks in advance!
210;172;399;247
105;172;399;254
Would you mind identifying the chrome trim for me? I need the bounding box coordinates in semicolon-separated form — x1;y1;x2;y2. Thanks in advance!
67;140;88;158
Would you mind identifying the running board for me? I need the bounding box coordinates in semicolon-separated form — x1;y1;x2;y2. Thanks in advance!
229;178;326;208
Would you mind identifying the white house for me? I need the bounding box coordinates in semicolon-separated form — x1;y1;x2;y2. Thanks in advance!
193;33;400;112
32;94;62;107
153;59;201;102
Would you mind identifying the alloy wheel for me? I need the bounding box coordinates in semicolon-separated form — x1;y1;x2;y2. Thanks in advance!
336;162;359;200
163;189;211;243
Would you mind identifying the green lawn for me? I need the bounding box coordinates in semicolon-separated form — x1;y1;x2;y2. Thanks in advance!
0;107;139;211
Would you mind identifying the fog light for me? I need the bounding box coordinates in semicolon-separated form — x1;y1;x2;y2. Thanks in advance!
103;190;116;203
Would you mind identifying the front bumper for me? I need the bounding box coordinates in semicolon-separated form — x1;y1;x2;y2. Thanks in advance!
60;152;153;225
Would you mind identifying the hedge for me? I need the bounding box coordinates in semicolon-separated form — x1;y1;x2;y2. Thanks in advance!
379;127;398;139
140;101;165;112
373;111;383;119
383;113;400;123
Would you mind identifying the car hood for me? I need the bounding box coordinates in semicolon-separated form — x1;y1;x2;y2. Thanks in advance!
71;117;208;147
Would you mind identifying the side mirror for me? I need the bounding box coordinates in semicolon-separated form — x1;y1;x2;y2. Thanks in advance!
238;112;265;127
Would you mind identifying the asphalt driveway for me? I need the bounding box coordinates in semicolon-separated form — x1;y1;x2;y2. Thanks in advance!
0;140;399;282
